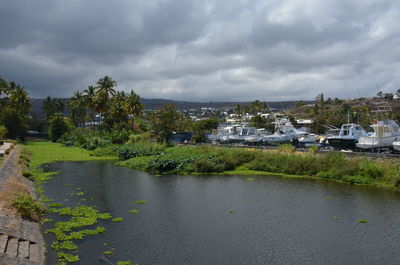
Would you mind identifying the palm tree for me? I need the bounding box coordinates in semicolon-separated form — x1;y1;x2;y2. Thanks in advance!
43;96;57;120
84;85;97;123
235;104;242;116
55;98;65;113
251;100;262;113
95;76;117;121
69;91;87;127
9;84;31;115
0;76;9;98
125;90;144;130
96;75;116;102
109;94;128;125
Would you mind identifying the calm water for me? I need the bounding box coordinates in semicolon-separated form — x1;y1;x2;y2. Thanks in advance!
42;161;400;265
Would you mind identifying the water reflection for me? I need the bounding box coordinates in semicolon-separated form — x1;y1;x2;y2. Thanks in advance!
43;161;400;265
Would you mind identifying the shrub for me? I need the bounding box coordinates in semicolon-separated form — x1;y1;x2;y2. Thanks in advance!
116;143;165;160
358;159;384;179
217;148;256;170
48;114;70;142
278;144;296;153
0;108;28;139
89;146;118;157
22;171;34;181
11;193;47;222
0;125;8;139
194;157;225;173
308;145;319;154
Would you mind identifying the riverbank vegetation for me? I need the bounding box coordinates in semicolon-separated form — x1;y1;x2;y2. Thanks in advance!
23;137;400;190
114;143;400;188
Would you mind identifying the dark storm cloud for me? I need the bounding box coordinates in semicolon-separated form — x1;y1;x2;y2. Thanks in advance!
0;0;399;101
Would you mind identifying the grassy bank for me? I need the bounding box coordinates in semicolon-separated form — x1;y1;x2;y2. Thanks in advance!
24;141;117;168
115;143;400;189
22;142;128;264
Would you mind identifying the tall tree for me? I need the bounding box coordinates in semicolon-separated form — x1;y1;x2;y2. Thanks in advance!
235;104;242;116
69;91;87;127
125;90;144;130
109;94;128;125
55;98;65;113
43;97;58;120
9;84;31;115
95;75;117;119
83;85;97;123
152;104;181;144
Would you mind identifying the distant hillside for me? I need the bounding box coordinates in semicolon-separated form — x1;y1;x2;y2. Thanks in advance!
30;98;312;116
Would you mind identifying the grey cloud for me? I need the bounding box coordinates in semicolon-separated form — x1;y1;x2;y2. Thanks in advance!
0;0;399;101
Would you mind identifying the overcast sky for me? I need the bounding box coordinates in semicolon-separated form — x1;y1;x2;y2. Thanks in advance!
1;0;399;101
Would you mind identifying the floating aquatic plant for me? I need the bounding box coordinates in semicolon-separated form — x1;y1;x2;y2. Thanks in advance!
48;202;63;207
57;251;80;263
116;261;132;265
135;200;146;204
103;248;115;255
112;217;124;222
358;219;368;223
129;209;139;214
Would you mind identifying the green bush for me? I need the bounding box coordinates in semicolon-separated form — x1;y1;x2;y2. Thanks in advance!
0;125;8;139
194;157;225;173
22;171;34;181
116;143;165;160
89;145;118;157
12;193;47;222
0;108;28;139
145;146;205;173
48;114;70;142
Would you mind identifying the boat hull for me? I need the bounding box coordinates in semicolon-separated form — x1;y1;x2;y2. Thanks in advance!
327;138;357;150
393;141;400;152
356;136;397;150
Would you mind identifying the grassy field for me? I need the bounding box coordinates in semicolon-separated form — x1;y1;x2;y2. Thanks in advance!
24;141;117;168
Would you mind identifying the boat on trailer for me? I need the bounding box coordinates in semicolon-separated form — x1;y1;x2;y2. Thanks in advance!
356;101;400;151
356;119;400;150
263;118;306;145
393;138;400;153
327;123;367;150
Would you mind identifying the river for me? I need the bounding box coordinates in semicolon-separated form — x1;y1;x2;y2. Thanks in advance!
42;160;400;265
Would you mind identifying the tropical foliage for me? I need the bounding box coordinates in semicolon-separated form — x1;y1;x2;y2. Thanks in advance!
0;76;31;139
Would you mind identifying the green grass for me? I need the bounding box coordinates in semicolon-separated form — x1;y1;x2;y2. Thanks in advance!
22;142;118;265
23;141;117;168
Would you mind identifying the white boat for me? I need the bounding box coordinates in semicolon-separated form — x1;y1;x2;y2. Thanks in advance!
263;118;306;144
298;133;319;144
327;123;367;150
356;120;400;150
244;129;269;145
393;137;400;152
